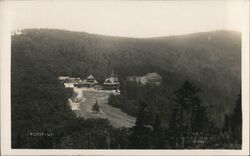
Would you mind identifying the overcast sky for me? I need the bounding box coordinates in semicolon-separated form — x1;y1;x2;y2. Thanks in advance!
6;0;245;38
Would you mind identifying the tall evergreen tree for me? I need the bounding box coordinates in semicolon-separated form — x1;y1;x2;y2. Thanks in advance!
152;113;166;149
129;100;153;149
171;81;204;147
168;106;181;148
191;100;208;133
231;94;242;144
173;81;201;133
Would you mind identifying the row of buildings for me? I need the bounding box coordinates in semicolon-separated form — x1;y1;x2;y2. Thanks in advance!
59;71;120;90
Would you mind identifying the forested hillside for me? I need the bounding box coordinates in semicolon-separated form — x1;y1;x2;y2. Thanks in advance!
11;45;130;148
14;29;240;125
11;29;241;149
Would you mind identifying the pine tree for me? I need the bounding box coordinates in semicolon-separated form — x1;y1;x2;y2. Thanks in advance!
191;100;208;133
152;113;166;149
169;106;180;148
172;81;203;147
129;100;153;149
92;100;100;113
231;94;242;144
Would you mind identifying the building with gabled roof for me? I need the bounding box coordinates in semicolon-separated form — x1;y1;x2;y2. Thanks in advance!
103;71;120;90
86;74;98;84
74;74;98;88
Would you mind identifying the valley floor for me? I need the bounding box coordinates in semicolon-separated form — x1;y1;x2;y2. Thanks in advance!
69;87;136;128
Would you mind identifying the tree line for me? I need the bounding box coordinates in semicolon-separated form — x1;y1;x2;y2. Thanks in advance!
109;80;242;149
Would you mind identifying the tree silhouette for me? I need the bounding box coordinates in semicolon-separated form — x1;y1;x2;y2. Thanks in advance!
92;100;100;113
171;81;204;147
129;100;153;149
191;100;208;133
231;94;242;144
152;113;166;149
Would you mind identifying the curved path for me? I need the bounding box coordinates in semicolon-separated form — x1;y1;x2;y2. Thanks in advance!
70;88;136;128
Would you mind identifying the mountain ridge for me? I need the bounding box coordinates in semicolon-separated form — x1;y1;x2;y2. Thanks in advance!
21;28;240;39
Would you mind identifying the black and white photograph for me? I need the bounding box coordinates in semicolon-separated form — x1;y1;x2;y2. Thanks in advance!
0;0;249;155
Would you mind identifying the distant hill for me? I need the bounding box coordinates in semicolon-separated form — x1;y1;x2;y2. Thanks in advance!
12;29;241;127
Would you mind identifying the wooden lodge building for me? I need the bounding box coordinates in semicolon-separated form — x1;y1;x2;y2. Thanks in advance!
74;74;98;88
103;72;120;90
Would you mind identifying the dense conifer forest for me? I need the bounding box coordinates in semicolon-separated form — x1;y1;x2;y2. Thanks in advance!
11;29;241;149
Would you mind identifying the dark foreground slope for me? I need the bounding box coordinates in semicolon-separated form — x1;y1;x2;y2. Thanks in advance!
11;29;241;148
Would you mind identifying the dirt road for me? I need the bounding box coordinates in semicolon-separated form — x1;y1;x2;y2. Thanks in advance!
70;88;136;128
